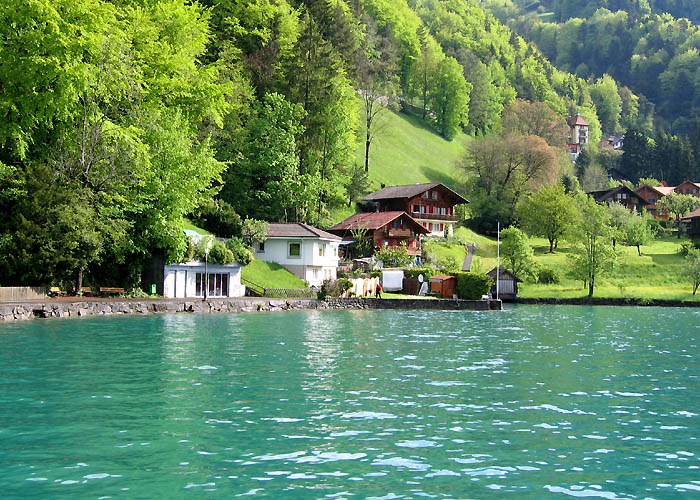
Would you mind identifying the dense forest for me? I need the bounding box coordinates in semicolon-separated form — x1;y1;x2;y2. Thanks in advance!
480;0;700;134
0;0;694;291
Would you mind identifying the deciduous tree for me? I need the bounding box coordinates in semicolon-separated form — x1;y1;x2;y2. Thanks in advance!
567;195;616;299
518;184;577;253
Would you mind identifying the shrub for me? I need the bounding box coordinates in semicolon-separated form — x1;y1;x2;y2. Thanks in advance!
455;272;493;299
375;243;413;268
679;241;694;256
404;268;443;280
318;278;352;299
537;266;560;284
190;199;242;237
225;236;254;265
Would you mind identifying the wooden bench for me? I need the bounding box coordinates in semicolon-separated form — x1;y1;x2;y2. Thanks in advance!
79;287;93;296
49;286;65;297
99;287;125;296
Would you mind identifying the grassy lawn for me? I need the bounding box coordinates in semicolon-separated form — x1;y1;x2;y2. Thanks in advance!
356;109;467;192
425;228;699;301
182;218;211;235
242;260;307;289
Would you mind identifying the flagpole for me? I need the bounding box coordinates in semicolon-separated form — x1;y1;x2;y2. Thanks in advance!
496;222;500;300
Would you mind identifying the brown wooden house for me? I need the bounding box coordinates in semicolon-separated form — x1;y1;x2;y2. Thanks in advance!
360;183;468;237
588;185;646;212
634;184;674;218
681;206;700;237
328;211;429;259
674;180;700;196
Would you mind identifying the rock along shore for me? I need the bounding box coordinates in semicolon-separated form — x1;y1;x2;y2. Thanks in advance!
0;297;502;322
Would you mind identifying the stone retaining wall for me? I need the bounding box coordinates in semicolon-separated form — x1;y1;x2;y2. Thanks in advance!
516;297;700;307
0;297;501;322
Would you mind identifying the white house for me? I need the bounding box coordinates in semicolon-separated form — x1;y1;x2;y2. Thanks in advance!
253;223;341;287
163;261;245;298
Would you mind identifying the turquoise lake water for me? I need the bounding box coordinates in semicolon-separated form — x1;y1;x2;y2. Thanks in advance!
0;305;698;499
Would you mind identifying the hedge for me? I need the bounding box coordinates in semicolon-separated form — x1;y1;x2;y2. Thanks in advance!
454;272;493;300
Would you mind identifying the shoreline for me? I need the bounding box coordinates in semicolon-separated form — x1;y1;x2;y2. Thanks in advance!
0;297;502;322
515;297;700;307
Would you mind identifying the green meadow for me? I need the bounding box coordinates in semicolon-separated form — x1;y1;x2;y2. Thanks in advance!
426;228;699;301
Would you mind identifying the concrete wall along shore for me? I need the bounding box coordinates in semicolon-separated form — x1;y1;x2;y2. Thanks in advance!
0;297;501;322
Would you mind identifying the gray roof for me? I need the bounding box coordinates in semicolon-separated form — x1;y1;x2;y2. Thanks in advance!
266;223;341;241
361;183;468;204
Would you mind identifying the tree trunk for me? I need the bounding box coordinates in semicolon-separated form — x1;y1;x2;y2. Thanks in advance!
76;267;83;294
588;276;594;299
365;132;371;173
548;238;554;253
637;244;642;256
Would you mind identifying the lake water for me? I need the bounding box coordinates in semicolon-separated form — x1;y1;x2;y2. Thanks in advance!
1;306;698;499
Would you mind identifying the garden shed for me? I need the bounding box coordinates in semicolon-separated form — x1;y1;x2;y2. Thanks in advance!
429;275;457;298
487;268;522;301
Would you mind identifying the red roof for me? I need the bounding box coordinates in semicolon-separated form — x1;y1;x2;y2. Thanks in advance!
328;211;428;233
568;114;589;126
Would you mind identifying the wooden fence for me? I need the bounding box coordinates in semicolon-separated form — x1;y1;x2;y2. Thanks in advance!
0;286;46;301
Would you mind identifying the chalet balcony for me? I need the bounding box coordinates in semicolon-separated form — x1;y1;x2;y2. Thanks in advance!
411;212;458;222
387;228;411;238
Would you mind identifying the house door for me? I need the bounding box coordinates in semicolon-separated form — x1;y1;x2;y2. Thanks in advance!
164;270;176;298
175;270;187;298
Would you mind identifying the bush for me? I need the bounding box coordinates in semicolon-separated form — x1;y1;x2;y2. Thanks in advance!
537;266;560;284
225;237;254;265
375;243;413;268
190;199;242;237
455;272;493;300
404;268;443;280
318;278;352;299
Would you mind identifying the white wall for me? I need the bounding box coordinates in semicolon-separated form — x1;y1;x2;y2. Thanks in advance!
163;261;244;298
253;237;339;287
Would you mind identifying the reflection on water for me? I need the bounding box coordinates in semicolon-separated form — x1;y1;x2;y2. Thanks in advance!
0;306;699;499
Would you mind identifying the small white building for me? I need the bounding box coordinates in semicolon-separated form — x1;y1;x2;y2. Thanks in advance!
253;223;341;287
163;261;245;298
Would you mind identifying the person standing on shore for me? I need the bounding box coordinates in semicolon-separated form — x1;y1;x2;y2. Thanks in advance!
376;282;382;299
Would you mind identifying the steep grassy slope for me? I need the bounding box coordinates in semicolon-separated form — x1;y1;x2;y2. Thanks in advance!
356;110;468;191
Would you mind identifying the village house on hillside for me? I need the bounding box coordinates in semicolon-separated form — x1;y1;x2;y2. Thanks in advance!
359;182;468;237
634;184;675;218
674;180;700;196
253;223;340;287
681;206;700;237
327;211;429;261
588;185;646;212
567;113;589;160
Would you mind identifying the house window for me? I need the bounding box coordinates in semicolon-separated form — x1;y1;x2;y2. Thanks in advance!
432;191;438;200
313;268;319;280
648;198;656;204
288;242;301;258
392;220;400;229
413;204;420;213
423;192;429;199
319;243;325;256
258;241;265;253
195;273;229;298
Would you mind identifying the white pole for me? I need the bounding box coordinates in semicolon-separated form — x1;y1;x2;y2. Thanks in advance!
496;222;500;300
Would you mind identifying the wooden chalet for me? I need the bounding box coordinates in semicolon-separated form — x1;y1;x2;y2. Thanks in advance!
634;184;674;218
487;268;522;302
327;211;429;258
588;185;646;212
681;206;700;237
360;183;468;237
674;180;700;196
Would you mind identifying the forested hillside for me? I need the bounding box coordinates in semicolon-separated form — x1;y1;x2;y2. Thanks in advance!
0;0;624;288
480;0;700;134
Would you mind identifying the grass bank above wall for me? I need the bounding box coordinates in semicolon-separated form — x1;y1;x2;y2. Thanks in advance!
242;260;307;290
